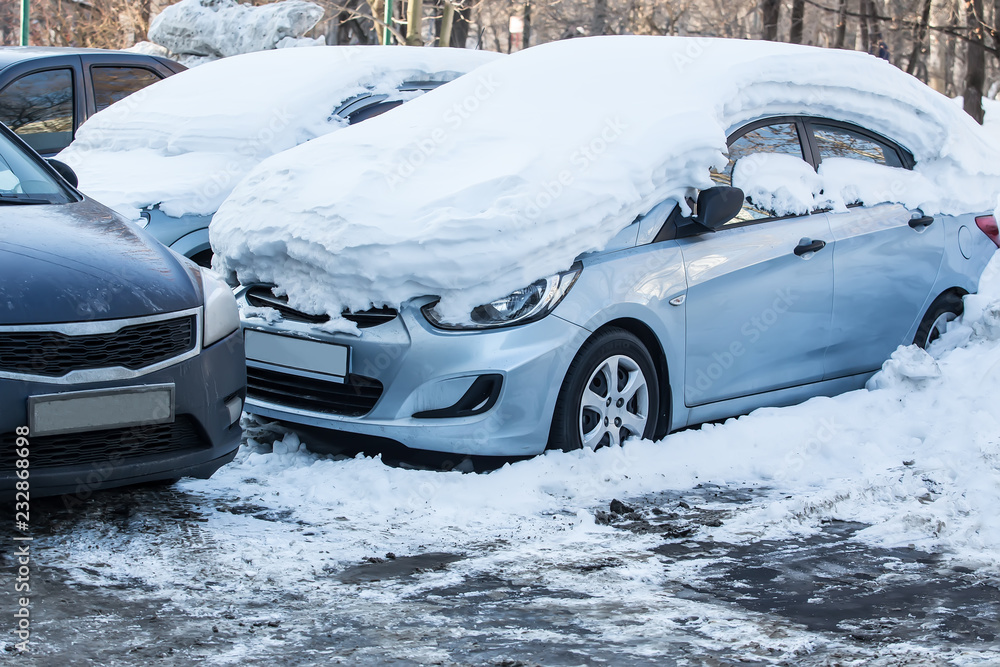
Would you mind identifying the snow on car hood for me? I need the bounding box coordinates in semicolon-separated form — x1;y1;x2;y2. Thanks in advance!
58;46;501;219
211;36;1000;324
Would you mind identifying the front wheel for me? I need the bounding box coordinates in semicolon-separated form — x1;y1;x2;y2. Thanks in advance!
548;328;659;451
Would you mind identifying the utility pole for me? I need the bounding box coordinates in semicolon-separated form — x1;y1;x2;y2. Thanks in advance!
383;0;393;44
21;0;29;45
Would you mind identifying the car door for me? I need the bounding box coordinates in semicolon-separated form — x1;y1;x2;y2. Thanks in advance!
678;119;835;407
0;57;85;156
808;121;946;378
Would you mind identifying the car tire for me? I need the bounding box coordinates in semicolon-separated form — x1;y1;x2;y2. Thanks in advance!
914;292;964;349
548;327;659;451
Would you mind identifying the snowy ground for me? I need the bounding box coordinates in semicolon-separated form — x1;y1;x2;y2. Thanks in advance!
5;257;1000;663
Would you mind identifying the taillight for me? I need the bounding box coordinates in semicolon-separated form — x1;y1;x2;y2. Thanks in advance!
975;215;1000;248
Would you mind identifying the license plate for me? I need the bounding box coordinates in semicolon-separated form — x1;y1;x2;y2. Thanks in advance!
28;384;175;437
244;330;348;378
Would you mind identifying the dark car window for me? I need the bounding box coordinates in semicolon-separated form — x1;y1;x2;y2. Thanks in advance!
347;99;404;125
0;128;74;203
812;124;905;168
92;66;162;112
0;69;74;155
712;122;808;224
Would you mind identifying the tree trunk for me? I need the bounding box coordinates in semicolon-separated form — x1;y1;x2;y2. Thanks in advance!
834;0;847;48
451;3;471;47
906;0;933;74
789;0;805;43
859;0;871;53
761;0;779;40
591;0;608;36
963;0;986;123
405;0;423;45
438;0;453;46
523;1;531;48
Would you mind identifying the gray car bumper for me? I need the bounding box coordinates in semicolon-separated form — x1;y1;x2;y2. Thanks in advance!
239;292;588;457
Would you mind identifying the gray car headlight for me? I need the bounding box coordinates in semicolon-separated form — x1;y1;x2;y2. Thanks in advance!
200;268;241;347
423;266;581;330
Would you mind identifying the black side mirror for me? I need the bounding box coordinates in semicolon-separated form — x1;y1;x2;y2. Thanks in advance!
46;159;78;189
693;186;744;230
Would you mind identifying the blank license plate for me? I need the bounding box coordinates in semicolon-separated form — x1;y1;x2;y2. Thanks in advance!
244;330;348;378
28;384;175;437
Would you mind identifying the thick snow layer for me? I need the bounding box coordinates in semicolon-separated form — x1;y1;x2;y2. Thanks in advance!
59;46;501;219
148;0;325;60
212;36;1000;323
173;252;1000;576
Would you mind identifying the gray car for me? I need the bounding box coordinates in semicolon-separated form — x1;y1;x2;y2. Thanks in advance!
236;112;997;457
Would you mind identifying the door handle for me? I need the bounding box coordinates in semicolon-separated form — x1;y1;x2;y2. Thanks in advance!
909;215;934;229
794;238;827;256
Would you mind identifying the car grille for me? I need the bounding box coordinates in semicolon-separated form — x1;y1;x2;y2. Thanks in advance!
246;366;383;417
0;316;196;378
0;416;208;470
245;286;398;328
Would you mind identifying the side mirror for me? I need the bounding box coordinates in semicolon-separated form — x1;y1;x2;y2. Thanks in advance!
693;186;744;230
46;158;78;188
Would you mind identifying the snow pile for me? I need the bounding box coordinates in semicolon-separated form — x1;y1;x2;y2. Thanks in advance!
211;36;1000;324
148;0;325;66
180;253;1000;573
59;46;501;219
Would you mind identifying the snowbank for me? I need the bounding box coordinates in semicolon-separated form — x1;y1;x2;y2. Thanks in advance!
181;252;1000;574
148;0;325;63
211;36;1000;324
59;46;502;219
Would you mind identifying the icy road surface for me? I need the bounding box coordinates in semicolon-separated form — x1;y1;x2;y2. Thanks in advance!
3;442;999;665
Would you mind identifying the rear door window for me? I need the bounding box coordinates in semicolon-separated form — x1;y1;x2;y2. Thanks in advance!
811;124;905;168
0;69;75;154
91;66;162;112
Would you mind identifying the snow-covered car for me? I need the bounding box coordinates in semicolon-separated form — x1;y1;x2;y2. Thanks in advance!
0;123;245;499
0;46;183;156
211;37;1000;456
58;45;502;266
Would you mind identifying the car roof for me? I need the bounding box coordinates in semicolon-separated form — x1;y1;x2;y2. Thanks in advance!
0;46;160;70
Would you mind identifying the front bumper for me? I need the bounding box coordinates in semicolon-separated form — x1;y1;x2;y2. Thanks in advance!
0;329;246;500
238;291;588;457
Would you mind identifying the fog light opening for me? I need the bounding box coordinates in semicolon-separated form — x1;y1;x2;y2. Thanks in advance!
413;374;503;419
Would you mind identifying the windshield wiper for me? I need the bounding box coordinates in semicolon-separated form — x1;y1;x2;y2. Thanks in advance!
0;194;58;205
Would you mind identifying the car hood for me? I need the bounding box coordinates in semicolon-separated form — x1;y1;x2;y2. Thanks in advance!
0;198;201;325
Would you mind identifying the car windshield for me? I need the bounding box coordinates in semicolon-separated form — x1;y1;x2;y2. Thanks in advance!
0;129;73;204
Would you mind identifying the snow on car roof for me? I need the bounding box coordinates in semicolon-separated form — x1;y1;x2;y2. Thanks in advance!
211;36;1000;324
59;45;502;218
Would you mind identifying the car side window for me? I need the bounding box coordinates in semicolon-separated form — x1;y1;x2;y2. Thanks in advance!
712;122;808;224
92;67;163;112
0;69;74;155
812;124;904;168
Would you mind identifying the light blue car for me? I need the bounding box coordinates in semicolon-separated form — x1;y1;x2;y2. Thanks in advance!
238;113;997;456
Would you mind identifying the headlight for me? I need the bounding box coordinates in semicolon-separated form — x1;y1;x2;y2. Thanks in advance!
200;267;240;346
423;266;581;330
